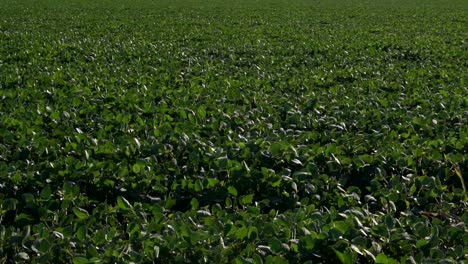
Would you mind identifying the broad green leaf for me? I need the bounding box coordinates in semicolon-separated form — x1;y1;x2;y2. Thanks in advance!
132;163;141;173
76;225;87;241
87;245;99;258
270;142;283;156
268;237;283;253
301;235;315;250
164;196;176;209
333;249;356;264
207;178;219;187
117;196;133;211
63;181;79;198
73;207;89;220
240;194;254;205
37;238;51;253
265;255;289;264
190;198;199;209
225;197;233;208
3;198;18;210
73;256;89;264
197;106;206;119
248;226;258;240
384;214;394;229
132;159;146;174
227;186;238;197
40;186;52;200
375;253;399;264
235;227;248;240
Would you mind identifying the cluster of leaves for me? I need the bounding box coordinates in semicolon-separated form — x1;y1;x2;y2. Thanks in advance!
1;0;467;263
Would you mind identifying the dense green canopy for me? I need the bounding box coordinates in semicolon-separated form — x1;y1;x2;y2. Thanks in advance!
0;0;466;262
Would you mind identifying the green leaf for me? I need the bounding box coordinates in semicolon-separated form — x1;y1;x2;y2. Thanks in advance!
248;226;258;240
265;255;290;264
301;235;315;250
40;186;52;200
73;256;89;264
50;111;60;120
36;238;51;253
132;159;146;174
271;177;282;187
3;198;18;210
164;195;176;209
453;166;466;199
334;249;346;264
190;198;199;210
207;178;219;187
15;213;34;226
87;245;99;258
117;196;133;211
240;194;254;205
333;249;356;264
384;214;394;229
228;186;238;197
416;239;428;248
265;255;288;264
76;225;87;241
268;237;283;253
197;106;206;119
63;181;79;199
333;220;352;234
270;142;283;156
235;226;249;240
194;180;203;192
225;197;233;209
93;230;106;245
375;253;398;264
73;207;89;220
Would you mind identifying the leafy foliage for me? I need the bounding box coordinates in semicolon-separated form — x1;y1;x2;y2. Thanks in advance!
0;0;467;262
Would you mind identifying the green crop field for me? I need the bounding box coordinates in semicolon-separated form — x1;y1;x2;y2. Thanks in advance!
0;0;467;263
